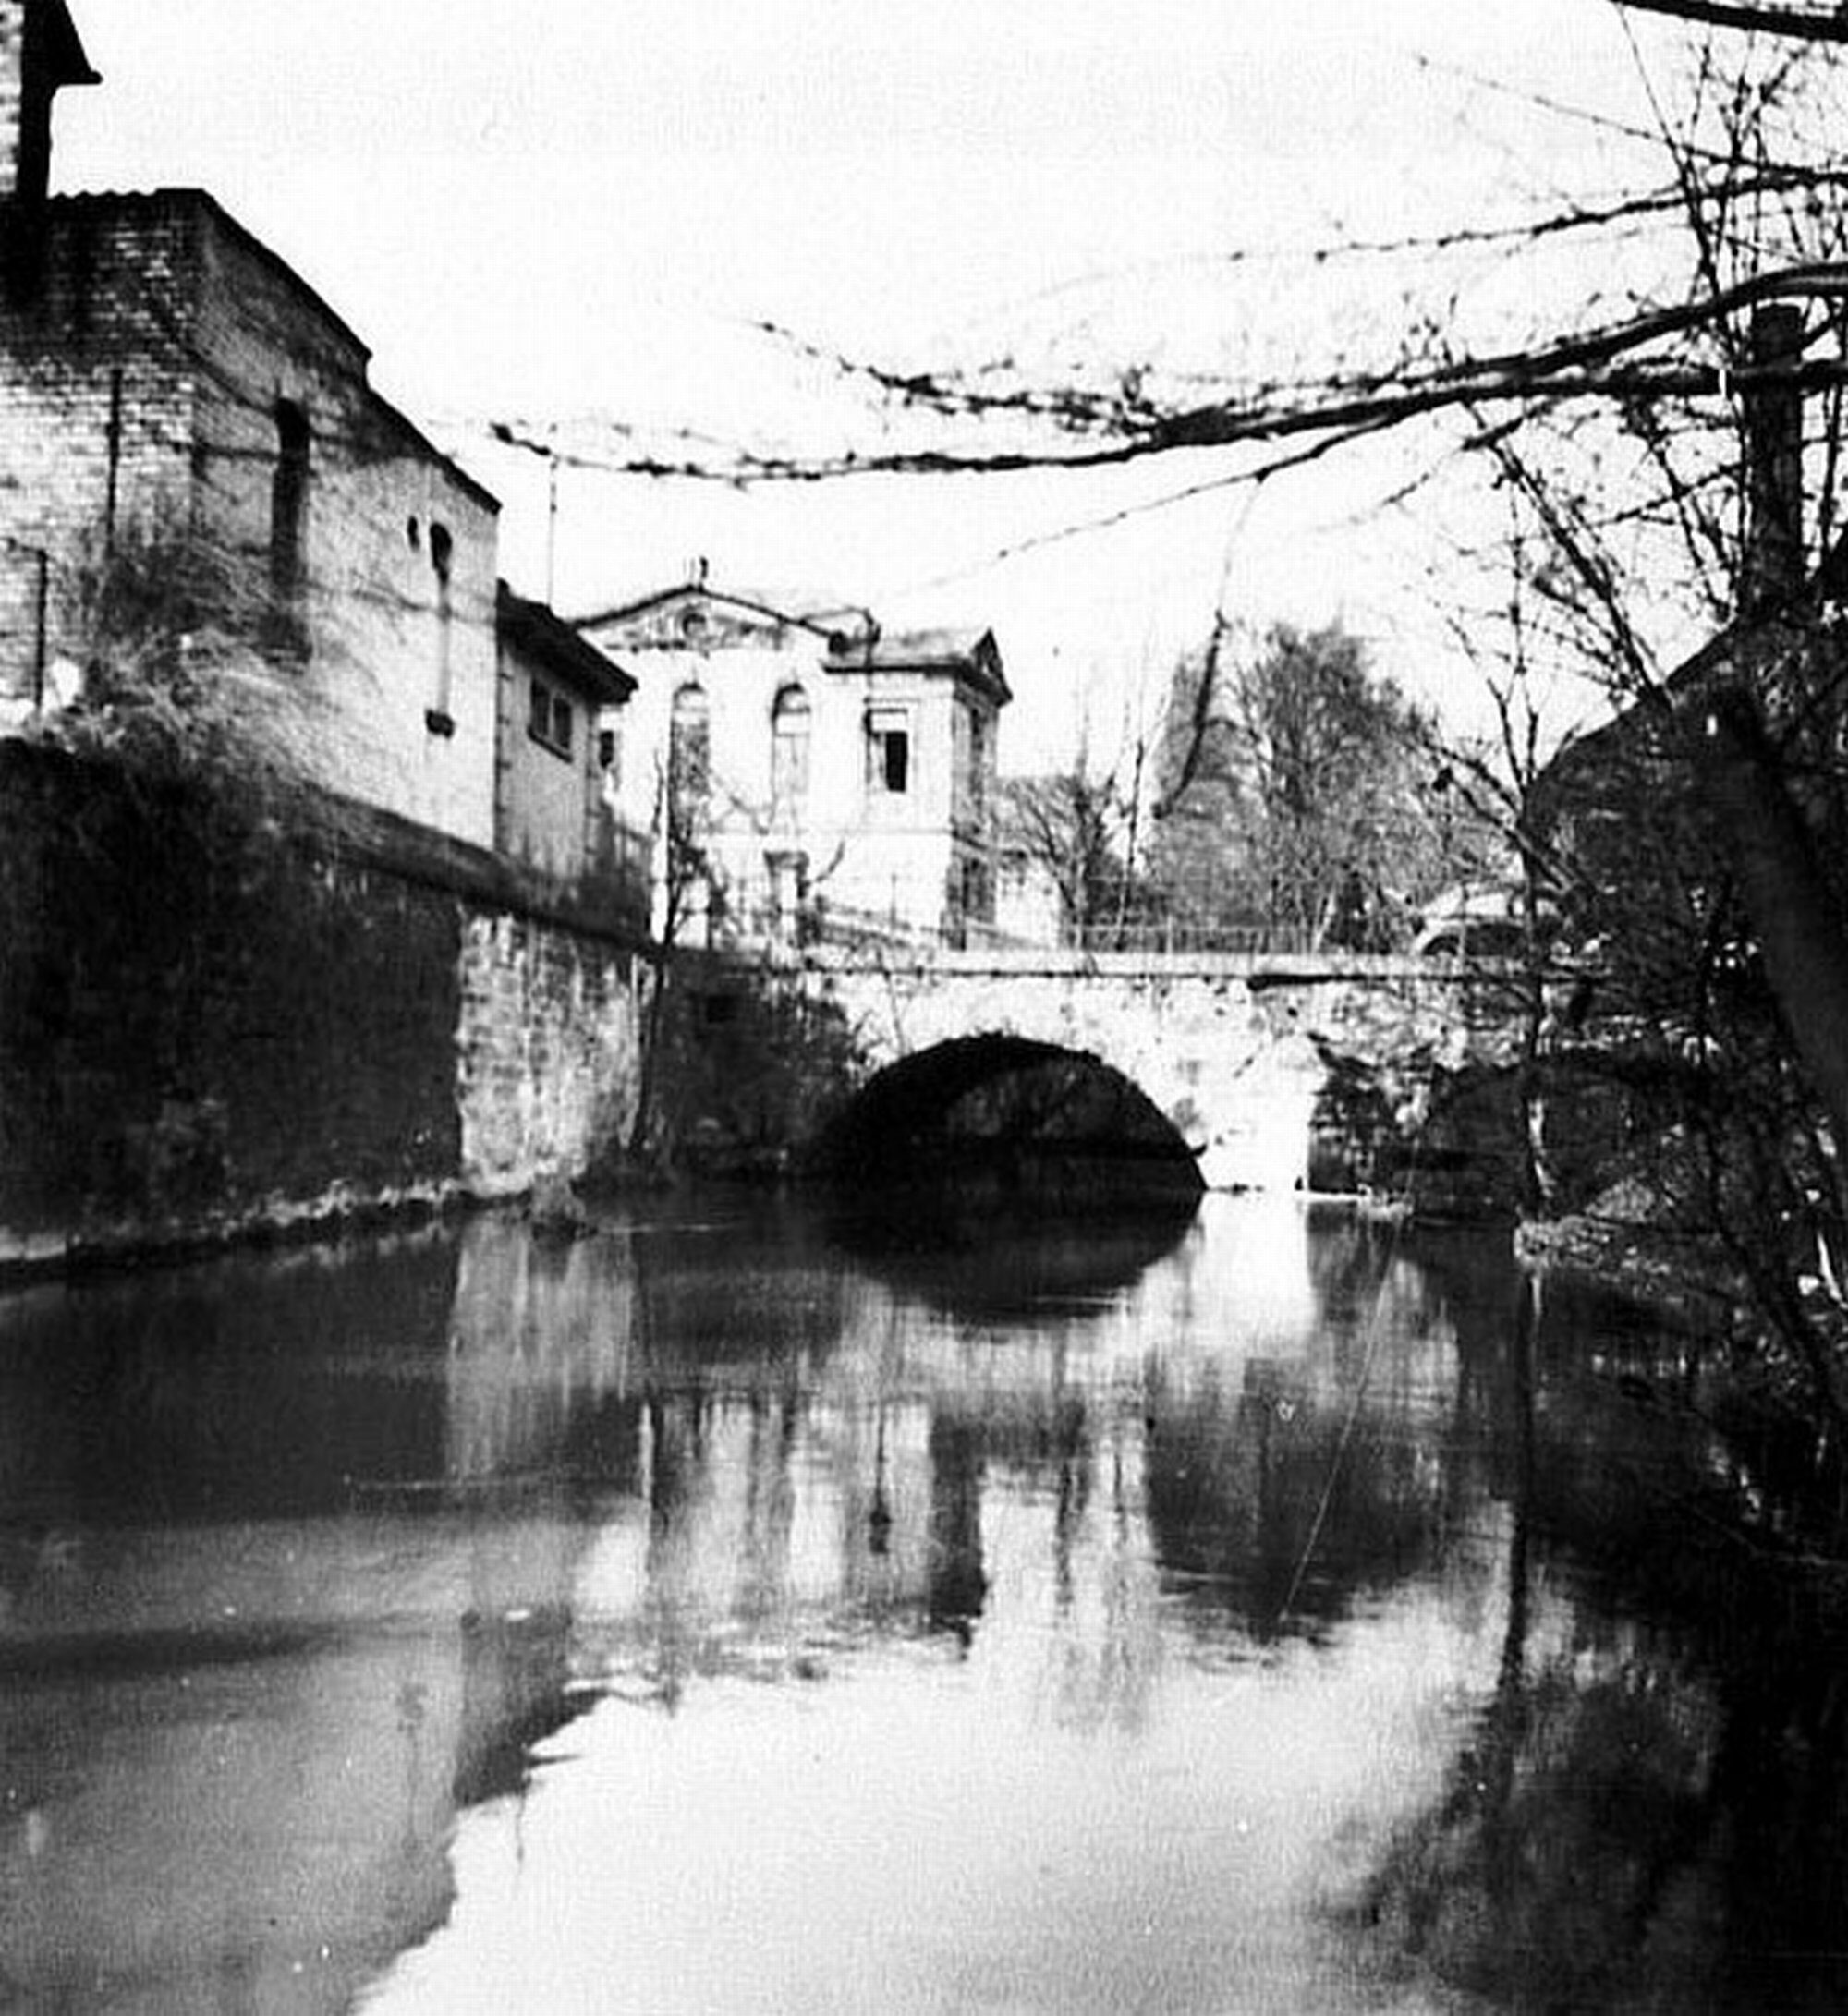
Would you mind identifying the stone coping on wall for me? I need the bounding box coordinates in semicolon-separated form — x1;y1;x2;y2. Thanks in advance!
303;790;649;948
0;738;650;949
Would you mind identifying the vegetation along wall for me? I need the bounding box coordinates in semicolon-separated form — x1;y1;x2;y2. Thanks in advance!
0;741;640;1269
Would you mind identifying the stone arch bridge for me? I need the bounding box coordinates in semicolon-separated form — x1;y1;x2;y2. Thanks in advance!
794;945;1524;1194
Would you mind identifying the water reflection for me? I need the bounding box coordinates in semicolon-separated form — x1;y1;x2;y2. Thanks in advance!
0;1196;1842;2010
1336;1270;1848;2016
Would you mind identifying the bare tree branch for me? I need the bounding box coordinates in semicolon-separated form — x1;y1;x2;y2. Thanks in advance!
1616;0;1848;42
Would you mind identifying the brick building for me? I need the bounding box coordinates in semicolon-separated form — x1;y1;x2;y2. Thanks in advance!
578;573;1009;946
0;0;629;871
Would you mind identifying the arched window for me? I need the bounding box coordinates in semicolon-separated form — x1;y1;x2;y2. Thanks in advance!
771;683;810;824
669;683;711;820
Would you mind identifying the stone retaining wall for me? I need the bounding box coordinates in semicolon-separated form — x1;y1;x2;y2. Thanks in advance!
0;740;641;1270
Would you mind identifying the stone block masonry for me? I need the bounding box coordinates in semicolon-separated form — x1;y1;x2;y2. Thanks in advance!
456;910;638;1198
0;740;641;1271
805;944;1529;1202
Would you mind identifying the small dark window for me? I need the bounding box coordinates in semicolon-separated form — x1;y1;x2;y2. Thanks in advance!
270;399;310;598
429;522;455;718
528;676;574;758
598;727;617;771
867;706;910;795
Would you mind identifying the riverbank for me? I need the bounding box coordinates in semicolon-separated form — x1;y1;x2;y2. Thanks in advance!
1516;1209;1747;1338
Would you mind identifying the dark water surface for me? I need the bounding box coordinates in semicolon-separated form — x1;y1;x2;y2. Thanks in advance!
1;1191;1845;2013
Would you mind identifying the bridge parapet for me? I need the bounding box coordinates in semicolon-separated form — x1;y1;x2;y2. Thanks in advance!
798;942;1514;985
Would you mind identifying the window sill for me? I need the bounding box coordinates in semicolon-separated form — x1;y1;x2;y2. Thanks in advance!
425;708;456;739
527;726;576;762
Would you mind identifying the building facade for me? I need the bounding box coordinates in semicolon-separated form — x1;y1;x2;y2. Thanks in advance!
493;583;638;898
0;0;638;879
577;576;1009;947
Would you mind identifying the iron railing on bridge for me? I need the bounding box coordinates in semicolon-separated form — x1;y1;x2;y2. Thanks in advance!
776;904;1329;959
1058;919;1323;958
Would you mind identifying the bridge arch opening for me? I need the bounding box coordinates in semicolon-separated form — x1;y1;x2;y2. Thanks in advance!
808;1035;1204;1208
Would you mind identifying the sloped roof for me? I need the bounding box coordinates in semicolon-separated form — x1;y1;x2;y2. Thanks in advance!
499;585;635;703
45;189;503;516
845;625;987;662
41;0;99;89
829;625;1011;705
572;579;1007;701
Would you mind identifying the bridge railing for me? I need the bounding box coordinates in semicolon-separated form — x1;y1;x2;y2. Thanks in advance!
737;903;1383;964
1062;920;1325;957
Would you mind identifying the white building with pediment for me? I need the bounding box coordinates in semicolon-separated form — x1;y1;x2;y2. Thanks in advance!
577;572;1010;948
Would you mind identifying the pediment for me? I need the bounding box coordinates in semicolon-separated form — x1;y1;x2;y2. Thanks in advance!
578;585;834;656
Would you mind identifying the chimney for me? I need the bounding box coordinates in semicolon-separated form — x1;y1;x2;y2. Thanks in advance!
1741;301;1805;617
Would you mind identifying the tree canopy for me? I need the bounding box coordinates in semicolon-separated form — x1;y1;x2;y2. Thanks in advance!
1150;621;1452;949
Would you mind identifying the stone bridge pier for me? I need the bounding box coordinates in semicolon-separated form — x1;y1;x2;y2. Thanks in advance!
800;947;1519;1195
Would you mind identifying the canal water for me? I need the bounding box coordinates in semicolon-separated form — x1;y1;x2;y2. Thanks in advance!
1;1190;1845;2013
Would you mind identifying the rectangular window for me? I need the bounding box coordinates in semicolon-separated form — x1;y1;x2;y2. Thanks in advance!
867;706;911;795
428;523;454;723
528;676;575;758
270;400;310;599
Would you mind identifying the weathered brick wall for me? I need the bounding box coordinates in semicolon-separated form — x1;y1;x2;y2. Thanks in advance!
0;197;199;710
0;5;23;198
189;209;502;847
0;193;504;846
0;742;640;1269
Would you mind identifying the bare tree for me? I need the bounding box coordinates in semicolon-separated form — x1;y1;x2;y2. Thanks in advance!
1149;620;1450;950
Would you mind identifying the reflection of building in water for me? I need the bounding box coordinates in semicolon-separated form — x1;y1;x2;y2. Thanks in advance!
927;1413;988;1641
444;1215;639;1483
0;1198;1495;2010
0;1215;643;2013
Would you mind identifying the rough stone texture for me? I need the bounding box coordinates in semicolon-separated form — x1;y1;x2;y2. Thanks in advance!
804;946;1526;1197
456;911;639;1197
0;741;639;1269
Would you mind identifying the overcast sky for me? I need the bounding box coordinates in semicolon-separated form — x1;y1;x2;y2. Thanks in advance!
51;1;1683;766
